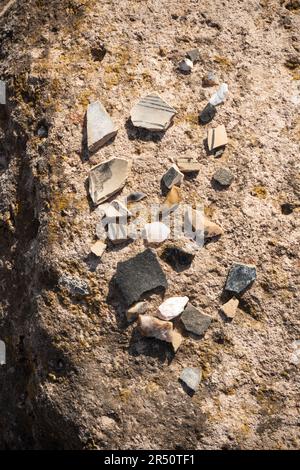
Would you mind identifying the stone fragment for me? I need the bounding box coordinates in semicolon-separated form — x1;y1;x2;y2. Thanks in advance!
225;263;257;295
213;167;234;186
178;58;193;73
115;249;167;306
186;48;200;63
199;103;216;125
161;245;195;271
0;340;5;365
177;157;201;173
0;80;6;106
181;304;212;336
91;240;106;257
220;297;239;319
59;275;89;296
185;208;224;240
180;367;202;392
162;164;184;189
87;101;118;153
202;71;218;87
207;124;228;152
131;93;176;131
107;222;129;244
290;340;300;365
158;296;189;320
126;301;148;322
164;186;181;208
209;83;228;106
143;221;170;244
89;158;129;205
170;329;183;352
126;192;146;203
138;315;173;342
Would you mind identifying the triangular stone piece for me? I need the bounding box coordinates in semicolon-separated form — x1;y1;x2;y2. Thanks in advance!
87;101;118;153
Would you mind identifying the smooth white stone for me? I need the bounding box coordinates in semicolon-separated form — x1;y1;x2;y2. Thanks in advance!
158;296;189;320
209;83;228;106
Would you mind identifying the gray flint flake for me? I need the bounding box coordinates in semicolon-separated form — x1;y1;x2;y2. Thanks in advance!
0;80;6;106
0;340;6;365
87;101;118;153
181;304;212;336
180;367;202;392
131;93;176;131
225;263;256;295
115;248;167;306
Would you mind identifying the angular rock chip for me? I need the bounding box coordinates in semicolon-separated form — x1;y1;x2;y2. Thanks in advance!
104;200;132;224
91;240;106;257
89;158;129;205
209;83;228;106
186;48;200;63
143;221;170;244
199;103;216;125
181;304;212;336
162;164;184;189
178;58;193;73
290;340;300;365
180;367;202;392
58;275;89;296
164;186;181;209
207;124;228;152
115;248;167;306
225;263;257;295
220;297;239;319
0;340;6;365
202;71;218;87
107;222;129;244
0;80;6;106
213;167;234;187
161;245;195;271
158;296;189;321
87;101;118;153
126;192;146;203
138;315;173;342
177;157;201;173
185;208;224;240
131;93;176;131
170;329;183;352
127;301;148;322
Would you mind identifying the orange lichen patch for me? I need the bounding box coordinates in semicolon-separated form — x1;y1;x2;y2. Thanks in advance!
213;55;232;68
251;186;267;199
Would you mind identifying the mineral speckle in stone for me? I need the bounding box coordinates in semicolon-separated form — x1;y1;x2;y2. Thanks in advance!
225;263;257;295
0;340;6;365
158;296;189;320
115;248;167;306
162;164;184;189
87;101;118;153
181;304;212;336
143;221;170;244
209;83;228;106
130;93;176;131
0;80;6;106
138;315;173;342
207;124;228;152
89;158;129;205
213;167;234;187
180;367;202;392
199;103;216;125
161;245;195;271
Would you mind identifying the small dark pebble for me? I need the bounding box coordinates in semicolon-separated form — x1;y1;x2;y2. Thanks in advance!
199;103;216;125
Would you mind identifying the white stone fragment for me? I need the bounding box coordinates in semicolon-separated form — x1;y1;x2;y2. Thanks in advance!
87;101;118;153
0;340;5;365
158;296;189;320
209;83;228;106
178;58;193;73
90;240;106;257
143;222;170;244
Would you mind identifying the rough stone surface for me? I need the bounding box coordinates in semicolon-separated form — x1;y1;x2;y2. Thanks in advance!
180;367;202;392
213;167;234;186
1;0;299;452
115;249;167;305
87;101;118;153
131;93;176;131
202;71;218;87
162;164;184;188
58;275;89;297
181;304;212;336
225;263;257;295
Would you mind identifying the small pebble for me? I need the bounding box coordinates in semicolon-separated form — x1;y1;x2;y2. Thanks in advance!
186;48;200;63
162;164;184;189
225;263;257;295
178;58;193;73
91;240;106;257
213;168;234;187
202;71;218;87
127;301;148;322
220;297;239;319
199;103;216;125
138;315;173;342
181;304;212;336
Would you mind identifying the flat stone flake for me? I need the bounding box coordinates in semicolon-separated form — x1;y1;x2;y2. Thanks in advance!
180;367;202;392
89;157;129;205
138;314;173;342
225;263;256;295
0;340;6;365
177;157;201;173
220;297;239;319
181;304;212;336
87;101;118;153
0;80;6;106
131;93;176;131
162;164;184;189
207;124;228;151
158;296;189;320
115;248;167;306
90;240;106;258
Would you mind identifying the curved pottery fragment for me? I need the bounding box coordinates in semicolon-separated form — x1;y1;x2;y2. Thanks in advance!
89;158;129;205
131;93;176;131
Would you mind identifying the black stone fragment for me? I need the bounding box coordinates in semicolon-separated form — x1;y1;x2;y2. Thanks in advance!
199;103;216;125
225;263;256;295
181;304;212;336
115;248;167;305
161;245;194;271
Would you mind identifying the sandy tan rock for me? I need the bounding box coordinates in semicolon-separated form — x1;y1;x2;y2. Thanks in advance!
126;301;148;322
138;315;173;342
220;297;239;319
90;240;106;258
207;124;228;151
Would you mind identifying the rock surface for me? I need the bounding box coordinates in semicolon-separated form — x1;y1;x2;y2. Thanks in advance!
213;167;234;186
225;263;257;295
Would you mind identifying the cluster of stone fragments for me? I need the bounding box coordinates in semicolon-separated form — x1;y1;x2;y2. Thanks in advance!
82;54;257;393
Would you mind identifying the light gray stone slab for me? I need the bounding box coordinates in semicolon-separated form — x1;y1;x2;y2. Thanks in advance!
87;101;118;153
0;80;6;106
89;158;129;205
131;93;176;131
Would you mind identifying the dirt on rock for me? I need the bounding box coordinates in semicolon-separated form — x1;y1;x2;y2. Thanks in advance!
0;0;299;450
